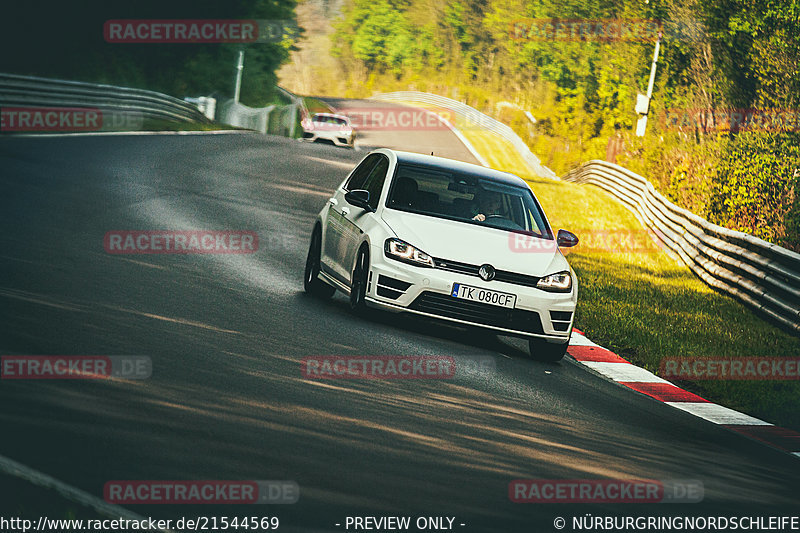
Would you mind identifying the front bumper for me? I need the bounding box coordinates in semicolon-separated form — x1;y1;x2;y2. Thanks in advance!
302;130;354;147
364;244;576;342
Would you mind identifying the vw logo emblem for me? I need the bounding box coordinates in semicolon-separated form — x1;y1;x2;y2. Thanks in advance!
478;264;496;281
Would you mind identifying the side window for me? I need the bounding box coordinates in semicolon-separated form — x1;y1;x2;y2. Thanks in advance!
361;156;390;210
345;154;380;191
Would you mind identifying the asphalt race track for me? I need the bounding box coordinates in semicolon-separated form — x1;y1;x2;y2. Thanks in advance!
1;126;799;531
320;97;481;164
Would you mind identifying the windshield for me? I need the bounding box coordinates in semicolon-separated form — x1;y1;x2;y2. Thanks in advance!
386;163;551;238
314;115;348;126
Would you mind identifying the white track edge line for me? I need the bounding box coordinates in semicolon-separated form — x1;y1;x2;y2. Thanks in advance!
582;361;668;383
0;454;173;531
664;402;772;426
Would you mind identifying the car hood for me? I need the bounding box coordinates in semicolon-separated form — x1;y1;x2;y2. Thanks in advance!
312;125;351;133
381;209;568;276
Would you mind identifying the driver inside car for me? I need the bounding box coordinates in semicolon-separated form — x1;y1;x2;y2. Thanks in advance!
471;191;504;222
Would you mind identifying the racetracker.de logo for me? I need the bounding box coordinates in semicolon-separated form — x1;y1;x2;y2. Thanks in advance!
104;19;297;44
104;480;299;504
104;231;258;254
301;356;457;379
1;107;144;133
509;479;703;503
1;107;101;132
337;108;456;131
660;357;800;380
661;108;799;133
1;356;151;380
509;18;703;42
509;229;663;254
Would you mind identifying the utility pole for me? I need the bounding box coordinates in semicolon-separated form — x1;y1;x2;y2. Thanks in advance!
234;50;244;104
635;30;662;136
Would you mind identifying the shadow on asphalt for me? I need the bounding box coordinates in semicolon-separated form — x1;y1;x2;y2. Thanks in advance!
293;289;559;364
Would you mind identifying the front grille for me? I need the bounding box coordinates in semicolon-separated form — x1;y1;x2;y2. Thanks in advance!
433;257;540;288
433;258;478;276
494;270;540;288
409;291;544;334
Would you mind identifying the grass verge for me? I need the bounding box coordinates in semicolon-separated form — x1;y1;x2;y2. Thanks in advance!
136;119;240;132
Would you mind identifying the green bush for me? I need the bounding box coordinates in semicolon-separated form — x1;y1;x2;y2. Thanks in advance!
708;132;800;249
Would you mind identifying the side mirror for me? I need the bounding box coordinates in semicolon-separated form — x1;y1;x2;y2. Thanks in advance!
344;189;374;212
556;229;579;247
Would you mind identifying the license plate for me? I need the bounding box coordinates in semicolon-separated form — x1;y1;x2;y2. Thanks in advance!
451;283;516;309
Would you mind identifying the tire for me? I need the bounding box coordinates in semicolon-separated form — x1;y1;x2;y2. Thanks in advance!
349;247;369;314
528;339;567;362
304;227;335;298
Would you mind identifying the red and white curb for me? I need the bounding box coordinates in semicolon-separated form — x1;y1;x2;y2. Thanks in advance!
568;328;800;459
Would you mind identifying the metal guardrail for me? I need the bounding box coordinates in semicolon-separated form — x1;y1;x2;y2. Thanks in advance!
0;73;210;125
219;100;274;133
271;88;300;137
563;160;800;333
217;88;298;136
372;91;557;179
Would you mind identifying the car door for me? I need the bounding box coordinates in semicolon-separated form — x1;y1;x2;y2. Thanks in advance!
322;154;380;281
340;154;391;282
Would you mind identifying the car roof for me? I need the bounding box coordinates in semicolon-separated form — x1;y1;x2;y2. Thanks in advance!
388;150;529;188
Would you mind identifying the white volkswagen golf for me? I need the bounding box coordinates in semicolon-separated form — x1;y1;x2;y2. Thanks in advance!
303;149;579;361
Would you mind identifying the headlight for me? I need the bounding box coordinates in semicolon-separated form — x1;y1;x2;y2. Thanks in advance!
536;271;572;292
384;238;435;268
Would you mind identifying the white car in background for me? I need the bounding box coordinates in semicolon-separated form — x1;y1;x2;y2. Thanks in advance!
300;112;355;147
303;149;579;361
